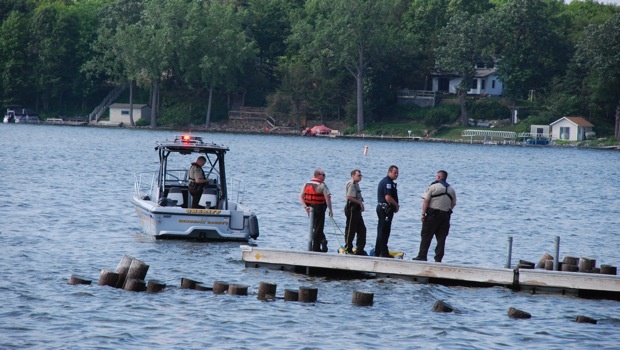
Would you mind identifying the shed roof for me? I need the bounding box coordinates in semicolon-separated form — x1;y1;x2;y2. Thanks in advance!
550;116;594;127
109;103;149;109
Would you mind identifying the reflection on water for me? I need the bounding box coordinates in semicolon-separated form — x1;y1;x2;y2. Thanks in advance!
1;124;619;349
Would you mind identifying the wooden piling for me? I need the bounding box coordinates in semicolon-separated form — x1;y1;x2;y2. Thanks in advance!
98;269;120;287
69;275;92;285
228;284;249;296
115;255;134;288
352;290;374;306
123;278;146;292
537;253;553;269
298;286;318;303
180;277;199;289
257;282;277;301
507;307;531;319
516;260;535;269
284;289;299;301
544;260;555;271
212;281;229;294
195;283;213;291
562;256;579;266
600;265;617;275
578;258;596;272
147;280;166;293
123;259;149;289
432;300;454;313
575;315;597;324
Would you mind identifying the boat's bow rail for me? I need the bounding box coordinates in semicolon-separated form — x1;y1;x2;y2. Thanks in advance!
134;172;157;201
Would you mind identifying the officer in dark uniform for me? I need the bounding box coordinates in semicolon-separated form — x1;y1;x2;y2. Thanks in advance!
375;165;399;258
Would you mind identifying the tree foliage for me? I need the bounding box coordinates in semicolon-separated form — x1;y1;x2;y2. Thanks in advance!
0;0;619;139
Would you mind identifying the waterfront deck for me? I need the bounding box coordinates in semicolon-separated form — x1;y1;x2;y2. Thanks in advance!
240;246;620;300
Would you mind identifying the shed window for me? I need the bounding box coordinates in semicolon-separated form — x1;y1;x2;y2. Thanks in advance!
559;126;570;140
121;110;129;115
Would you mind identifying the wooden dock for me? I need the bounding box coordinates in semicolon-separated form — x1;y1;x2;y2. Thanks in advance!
240;246;620;300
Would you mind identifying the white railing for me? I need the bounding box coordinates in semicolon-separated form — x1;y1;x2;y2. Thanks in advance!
227;177;246;204
134;172;157;200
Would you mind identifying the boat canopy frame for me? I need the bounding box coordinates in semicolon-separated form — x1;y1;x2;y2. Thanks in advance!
155;136;231;209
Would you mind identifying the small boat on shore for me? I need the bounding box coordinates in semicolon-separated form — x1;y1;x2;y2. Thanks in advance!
131;135;259;241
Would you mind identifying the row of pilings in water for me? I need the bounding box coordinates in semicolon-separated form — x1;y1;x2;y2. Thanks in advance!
69;255;600;323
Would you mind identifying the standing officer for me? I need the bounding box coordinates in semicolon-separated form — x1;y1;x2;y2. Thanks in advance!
375;165;399;258
412;170;457;262
344;169;366;255
299;168;333;252
188;156;208;208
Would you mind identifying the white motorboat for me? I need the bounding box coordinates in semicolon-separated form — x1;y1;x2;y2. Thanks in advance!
131;135;259;241
3;105;40;124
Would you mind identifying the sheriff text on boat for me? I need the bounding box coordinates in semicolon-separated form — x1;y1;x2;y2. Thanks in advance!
131;135;259;241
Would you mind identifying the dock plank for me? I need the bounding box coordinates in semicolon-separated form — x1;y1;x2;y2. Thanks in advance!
241;246;620;300
241;246;514;286
519;269;620;292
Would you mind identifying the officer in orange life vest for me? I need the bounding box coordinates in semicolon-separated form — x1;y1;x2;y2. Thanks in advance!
299;168;333;252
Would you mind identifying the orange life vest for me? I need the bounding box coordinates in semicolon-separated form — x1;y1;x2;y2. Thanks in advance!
303;178;326;205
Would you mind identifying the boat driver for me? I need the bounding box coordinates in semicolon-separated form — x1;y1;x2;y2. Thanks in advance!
188;156;208;208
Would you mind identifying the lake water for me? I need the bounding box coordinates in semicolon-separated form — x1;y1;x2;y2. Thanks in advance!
1;124;619;349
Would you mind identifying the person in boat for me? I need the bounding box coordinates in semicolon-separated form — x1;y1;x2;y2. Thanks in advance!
188;156;208;208
299;168;333;252
344;169;367;255
375;165;399;258
412;170;457;263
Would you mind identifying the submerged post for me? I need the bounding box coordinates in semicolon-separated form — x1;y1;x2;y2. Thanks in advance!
505;236;513;268
307;207;314;252
553;236;560;271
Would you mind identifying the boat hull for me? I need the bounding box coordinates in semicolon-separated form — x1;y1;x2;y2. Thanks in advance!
131;197;258;241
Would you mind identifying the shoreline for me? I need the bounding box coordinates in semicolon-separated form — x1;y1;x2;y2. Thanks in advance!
12;120;620;150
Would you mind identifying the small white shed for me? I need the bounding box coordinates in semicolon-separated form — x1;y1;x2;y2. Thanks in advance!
549;116;594;141
108;103;151;125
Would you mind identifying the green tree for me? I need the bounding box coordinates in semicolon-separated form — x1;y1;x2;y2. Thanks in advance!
491;0;570;101
247;0;302;90
0;11;31;106
289;0;402;132
29;2;82;112
435;11;491;126
574;13;620;140
181;0;257;127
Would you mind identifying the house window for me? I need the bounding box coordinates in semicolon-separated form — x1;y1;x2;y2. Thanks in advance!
121;110;129;115
472;79;478;89
491;80;496;89
481;80;486;89
559;126;570;140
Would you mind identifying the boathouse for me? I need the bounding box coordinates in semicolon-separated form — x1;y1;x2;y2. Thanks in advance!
108;103;151;125
550;116;594;141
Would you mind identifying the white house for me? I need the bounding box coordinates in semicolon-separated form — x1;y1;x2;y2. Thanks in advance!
431;68;504;96
549;116;594;141
108;103;151;125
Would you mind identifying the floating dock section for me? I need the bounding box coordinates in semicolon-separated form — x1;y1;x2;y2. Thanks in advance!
240;246;620;300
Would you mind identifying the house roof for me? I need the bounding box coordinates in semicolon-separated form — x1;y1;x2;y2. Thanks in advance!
109;103;149;109
431;68;498;78
550;116;594;127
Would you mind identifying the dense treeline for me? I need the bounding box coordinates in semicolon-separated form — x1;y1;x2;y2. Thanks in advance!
0;0;618;138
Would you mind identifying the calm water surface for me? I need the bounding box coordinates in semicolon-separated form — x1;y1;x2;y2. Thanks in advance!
1;124;619;349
